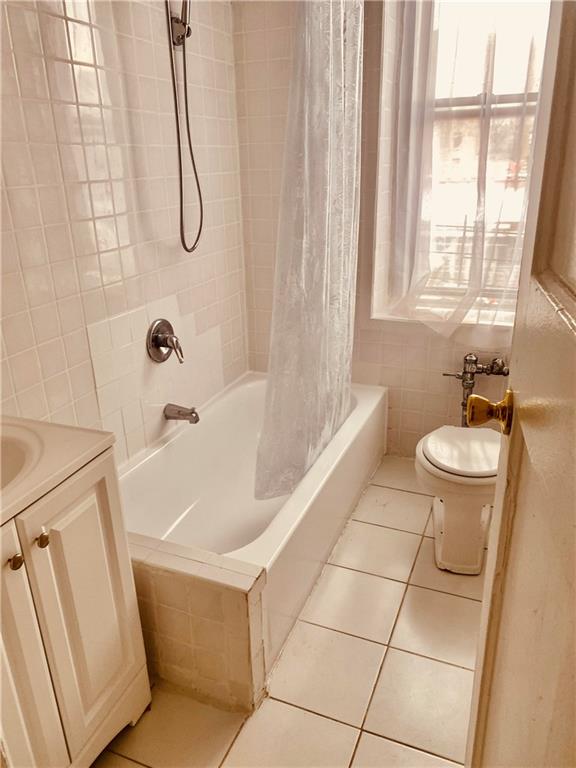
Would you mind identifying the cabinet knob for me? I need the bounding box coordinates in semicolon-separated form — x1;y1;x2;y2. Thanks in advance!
36;532;50;549
8;553;25;570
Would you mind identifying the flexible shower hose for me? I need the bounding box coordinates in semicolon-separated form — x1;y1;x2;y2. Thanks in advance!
165;0;204;253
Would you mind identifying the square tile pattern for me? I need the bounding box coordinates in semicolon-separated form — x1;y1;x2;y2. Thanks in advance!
353;485;432;534
300;563;405;644
93;459;483;767
364;649;475;763
267;621;384;727
352;732;459;767
222;698;358;768
329;521;421;582
108;686;243;768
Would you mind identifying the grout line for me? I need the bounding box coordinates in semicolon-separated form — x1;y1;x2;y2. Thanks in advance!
107;748;155;768
268;695;362;731
385;645;477;673
269;696;464;768
349;517;425;536
295;618;478;672
351;515;435;539
354;520;427;743
297;618;389;647
359;729;465;766
406;581;483;604
217;714;248;768
369;480;434;498
327;551;483;603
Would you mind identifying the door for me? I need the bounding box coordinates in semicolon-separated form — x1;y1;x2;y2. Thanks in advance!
468;4;576;766
1;520;69;768
15;450;146;761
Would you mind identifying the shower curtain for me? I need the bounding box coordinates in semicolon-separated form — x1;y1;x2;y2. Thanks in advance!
254;0;364;500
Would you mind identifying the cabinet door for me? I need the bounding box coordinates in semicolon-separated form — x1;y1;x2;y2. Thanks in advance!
1;520;69;768
15;450;146;760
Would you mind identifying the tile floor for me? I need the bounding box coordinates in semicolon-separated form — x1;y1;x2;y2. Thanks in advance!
93;458;485;768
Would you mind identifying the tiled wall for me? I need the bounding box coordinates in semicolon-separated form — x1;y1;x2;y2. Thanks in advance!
232;1;294;371
233;0;510;455
1;0;248;462
130;534;266;712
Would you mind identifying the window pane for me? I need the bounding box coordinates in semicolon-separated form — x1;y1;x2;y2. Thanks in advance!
434;2;549;99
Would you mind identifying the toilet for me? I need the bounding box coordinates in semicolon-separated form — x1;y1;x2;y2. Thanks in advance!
415;425;501;575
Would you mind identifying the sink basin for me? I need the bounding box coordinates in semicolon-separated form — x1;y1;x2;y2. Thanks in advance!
1;416;114;523
2;436;28;488
1;424;43;491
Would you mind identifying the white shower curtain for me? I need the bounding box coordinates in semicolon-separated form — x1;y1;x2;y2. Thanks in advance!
254;0;364;500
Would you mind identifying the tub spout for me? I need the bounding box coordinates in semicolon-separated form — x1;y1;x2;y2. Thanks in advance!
163;403;200;424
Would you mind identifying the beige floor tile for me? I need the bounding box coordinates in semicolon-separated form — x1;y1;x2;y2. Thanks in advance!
222;698;359;767
109;685;244;768
329;521;421;582
352;732;459;767
353;486;432;534
410;539;486;601
371;457;427;495
268;621;384;726
301;564;405;644
364;649;474;763
91;752;141;768
424;515;434;538
391;586;481;669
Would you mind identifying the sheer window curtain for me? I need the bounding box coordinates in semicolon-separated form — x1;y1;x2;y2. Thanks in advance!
372;1;549;339
255;1;364;500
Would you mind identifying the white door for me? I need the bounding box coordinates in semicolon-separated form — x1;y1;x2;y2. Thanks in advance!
15;450;147;761
1;519;69;768
469;4;576;765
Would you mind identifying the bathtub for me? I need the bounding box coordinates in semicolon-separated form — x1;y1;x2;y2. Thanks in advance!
121;373;387;708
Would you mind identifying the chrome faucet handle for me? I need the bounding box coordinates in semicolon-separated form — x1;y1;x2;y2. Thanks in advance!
161;334;184;364
146;319;184;364
442;372;463;379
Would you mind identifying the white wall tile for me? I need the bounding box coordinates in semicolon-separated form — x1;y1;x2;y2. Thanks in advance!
1;0;247;441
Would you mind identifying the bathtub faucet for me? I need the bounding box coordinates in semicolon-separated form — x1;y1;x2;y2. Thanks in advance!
163;403;200;424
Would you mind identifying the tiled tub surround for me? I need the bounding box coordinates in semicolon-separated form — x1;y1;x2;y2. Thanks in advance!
94;456;483;768
120;374;388;710
1;0;248;459
86;295;226;462
130;538;267;713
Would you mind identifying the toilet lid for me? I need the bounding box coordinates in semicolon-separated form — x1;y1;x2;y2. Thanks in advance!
422;426;501;478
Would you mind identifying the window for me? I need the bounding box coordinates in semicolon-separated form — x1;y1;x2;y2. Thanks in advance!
372;2;550;330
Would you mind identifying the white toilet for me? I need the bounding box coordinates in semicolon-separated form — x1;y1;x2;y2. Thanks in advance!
415;425;501;575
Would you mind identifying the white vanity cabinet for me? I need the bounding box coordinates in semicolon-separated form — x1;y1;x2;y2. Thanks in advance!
2;519;69;768
1;427;150;768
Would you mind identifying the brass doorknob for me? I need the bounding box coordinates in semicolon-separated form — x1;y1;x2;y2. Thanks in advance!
467;389;514;435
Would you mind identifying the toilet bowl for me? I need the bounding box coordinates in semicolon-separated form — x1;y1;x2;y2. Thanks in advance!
415;425;501;575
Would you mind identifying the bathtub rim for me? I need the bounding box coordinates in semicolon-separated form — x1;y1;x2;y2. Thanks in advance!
122;371;387;593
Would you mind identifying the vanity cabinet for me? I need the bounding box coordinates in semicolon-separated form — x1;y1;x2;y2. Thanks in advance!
1;446;150;767
1;520;69;767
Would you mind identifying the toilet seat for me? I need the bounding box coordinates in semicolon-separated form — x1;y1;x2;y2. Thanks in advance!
421;426;500;478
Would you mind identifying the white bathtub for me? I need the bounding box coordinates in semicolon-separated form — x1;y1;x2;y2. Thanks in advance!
121;373;387;671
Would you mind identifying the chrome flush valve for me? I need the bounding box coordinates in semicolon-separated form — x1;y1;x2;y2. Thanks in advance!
443;352;510;427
